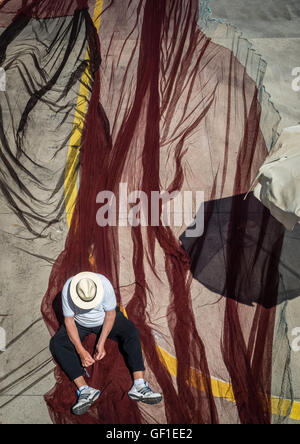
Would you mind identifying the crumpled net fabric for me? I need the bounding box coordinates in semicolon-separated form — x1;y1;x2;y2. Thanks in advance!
253;125;300;231
0;0;293;424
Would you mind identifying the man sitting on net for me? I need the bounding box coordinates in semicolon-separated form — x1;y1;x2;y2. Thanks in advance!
50;271;162;415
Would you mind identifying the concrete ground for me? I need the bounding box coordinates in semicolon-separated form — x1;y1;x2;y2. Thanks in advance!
0;0;299;424
208;0;300;421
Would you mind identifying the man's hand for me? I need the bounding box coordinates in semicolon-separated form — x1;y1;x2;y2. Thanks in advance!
64;317;94;368
94;343;107;361
79;349;95;368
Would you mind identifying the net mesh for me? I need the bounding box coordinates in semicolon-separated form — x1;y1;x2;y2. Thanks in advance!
0;0;293;424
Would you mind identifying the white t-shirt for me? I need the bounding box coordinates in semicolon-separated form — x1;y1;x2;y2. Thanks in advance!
62;274;117;328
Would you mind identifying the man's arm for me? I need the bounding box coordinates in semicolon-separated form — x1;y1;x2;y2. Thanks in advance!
64;317;95;367
94;309;116;361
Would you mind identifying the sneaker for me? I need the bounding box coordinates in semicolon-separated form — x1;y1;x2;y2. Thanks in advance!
128;381;162;405
72;387;101;416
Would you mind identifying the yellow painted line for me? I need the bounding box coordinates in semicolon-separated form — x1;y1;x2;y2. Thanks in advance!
270;397;300;421
156;342;300;420
64;0;104;226
92;0;104;32
291;403;300;421
156;345;235;401
121;307;300;419
62;1;300;422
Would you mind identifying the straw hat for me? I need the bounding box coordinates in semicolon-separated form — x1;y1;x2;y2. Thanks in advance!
70;272;104;310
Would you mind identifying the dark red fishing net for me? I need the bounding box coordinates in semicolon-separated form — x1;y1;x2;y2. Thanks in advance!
0;0;287;424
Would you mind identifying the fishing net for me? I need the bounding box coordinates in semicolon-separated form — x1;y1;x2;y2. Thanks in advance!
0;0;295;424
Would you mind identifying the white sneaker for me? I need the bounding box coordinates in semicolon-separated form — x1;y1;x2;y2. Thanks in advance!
72;387;101;416
128;381;162;405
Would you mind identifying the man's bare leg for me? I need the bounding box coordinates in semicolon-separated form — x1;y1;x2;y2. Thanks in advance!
74;376;87;390
74;373;144;391
133;371;144;381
